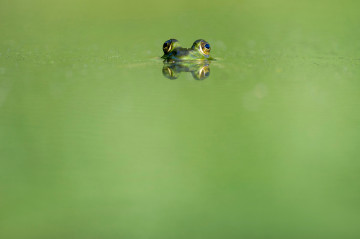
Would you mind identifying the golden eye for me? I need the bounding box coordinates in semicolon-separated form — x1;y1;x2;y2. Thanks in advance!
163;40;172;54
200;41;211;56
163;39;179;54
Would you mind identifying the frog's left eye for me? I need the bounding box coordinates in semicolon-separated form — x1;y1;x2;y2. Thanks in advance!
163;39;178;54
163;40;172;54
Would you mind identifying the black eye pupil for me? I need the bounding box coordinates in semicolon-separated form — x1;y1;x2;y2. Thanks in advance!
204;43;210;49
163;43;168;49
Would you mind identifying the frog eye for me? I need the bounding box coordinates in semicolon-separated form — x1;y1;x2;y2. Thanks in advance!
163;39;178;54
163;40;172;54
200;41;211;56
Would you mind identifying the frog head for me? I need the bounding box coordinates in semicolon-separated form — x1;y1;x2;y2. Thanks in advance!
161;39;213;61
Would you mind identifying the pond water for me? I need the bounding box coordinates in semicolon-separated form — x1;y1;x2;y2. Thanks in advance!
1;0;360;238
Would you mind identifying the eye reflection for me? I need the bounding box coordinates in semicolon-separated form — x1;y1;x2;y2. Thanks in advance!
162;62;211;80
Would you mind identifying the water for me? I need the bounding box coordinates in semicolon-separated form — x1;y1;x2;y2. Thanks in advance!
1;0;360;238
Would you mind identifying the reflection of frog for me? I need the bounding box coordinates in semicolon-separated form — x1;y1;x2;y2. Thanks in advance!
161;39;214;61
162;62;211;80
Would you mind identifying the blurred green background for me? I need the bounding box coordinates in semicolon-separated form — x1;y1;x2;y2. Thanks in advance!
1;0;360;238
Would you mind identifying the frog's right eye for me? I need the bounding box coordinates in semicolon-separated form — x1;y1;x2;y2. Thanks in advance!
163;39;178;54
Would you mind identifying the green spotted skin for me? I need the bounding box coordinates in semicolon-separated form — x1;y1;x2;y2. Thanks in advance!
162;39;214;61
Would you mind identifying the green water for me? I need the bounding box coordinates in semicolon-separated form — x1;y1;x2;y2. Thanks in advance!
1;0;360;238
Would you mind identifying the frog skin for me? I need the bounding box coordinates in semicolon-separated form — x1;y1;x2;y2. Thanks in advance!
161;39;214;61
162;62;211;80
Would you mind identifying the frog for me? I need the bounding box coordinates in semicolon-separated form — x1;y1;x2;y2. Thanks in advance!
161;39;214;61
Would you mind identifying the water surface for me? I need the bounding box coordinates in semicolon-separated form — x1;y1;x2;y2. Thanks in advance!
1;0;360;238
